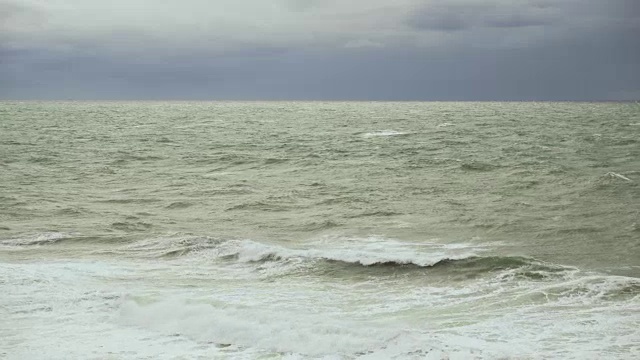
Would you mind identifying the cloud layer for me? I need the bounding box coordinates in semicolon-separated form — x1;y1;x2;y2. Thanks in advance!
1;0;638;100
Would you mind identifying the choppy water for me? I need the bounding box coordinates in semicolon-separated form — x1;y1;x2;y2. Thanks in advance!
1;101;639;359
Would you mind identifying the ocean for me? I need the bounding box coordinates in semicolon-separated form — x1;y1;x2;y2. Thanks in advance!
1;101;639;359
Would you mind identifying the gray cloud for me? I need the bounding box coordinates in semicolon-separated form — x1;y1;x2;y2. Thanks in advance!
283;0;323;12
406;1;559;32
583;0;640;18
0;0;46;42
0;0;35;22
484;12;552;28
406;5;471;31
0;0;638;100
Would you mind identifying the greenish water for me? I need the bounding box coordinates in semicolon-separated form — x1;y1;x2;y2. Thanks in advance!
1;101;639;359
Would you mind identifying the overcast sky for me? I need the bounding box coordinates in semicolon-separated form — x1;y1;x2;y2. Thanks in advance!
1;0;639;100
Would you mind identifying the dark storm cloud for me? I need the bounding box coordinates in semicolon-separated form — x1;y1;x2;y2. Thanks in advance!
0;46;32;61
590;0;640;18
484;13;552;28
406;1;557;32
621;0;640;17
0;0;638;100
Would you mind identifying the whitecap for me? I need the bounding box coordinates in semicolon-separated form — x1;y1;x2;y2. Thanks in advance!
362;130;406;138
198;236;485;269
0;232;71;247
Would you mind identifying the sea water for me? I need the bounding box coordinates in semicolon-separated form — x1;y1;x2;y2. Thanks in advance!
1;101;639;359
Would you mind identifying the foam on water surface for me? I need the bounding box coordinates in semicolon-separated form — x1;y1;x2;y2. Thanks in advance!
362;130;407;138
2;235;639;359
0;232;73;247
206;236;484;266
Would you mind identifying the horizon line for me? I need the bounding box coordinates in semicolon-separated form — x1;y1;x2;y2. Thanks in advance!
1;99;638;103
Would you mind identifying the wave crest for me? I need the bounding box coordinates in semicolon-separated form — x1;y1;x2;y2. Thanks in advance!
119;236;577;280
1;232;72;247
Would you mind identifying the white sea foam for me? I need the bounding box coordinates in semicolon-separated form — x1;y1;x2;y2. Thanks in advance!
605;172;633;182
0;232;71;247
190;236;485;270
437;122;456;127
3;236;639;359
117;234;221;258
2;251;639;359
118;297;397;356
362;130;406;138
115;274;640;359
117;297;502;359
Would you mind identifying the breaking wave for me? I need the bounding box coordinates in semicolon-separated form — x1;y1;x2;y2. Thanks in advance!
115;235;578;280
